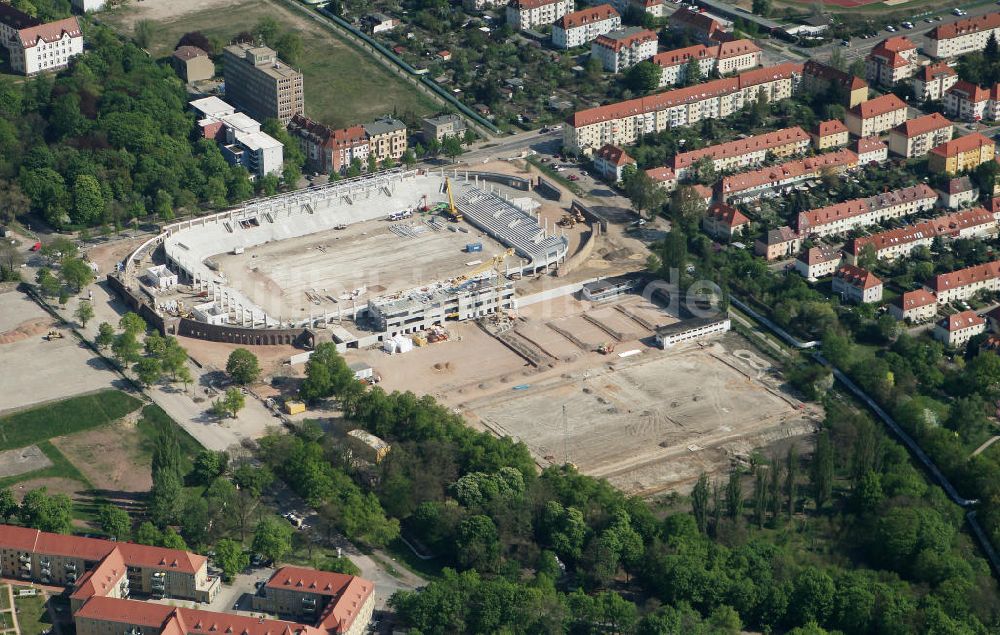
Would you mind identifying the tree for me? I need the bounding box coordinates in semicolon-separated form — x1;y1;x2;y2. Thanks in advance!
72;174;105;225
226;348;261;385
987;32;999;59
95;322;115;349
161;527;188;550
751;0;771;16
18;488;72;534
973;159;1000;197
176;31;213;55
223;387;245;418
214;538;249;581
0;241;23;282
134;19;155;49
192;450;229;486
726;467;743;521
134;357;162;388
442;136;464;163
622;166;667;217
625;61;661;93
691;473;710;534
149;470;183;526
785;446;798;517
402;149;417;168
669;185;708;233
60;258;93;292
252;515;294;563
456;514;501;572
810;431;834;511
35;267;60;297
119;312;146;336
683;57;703;86
0;488;17;522
585;55;604;80
112;332;141;368
177;365;194;393
99;505;131;541
753;465;767;527
134;521;162;546
321;555;361;576
74;301;94;328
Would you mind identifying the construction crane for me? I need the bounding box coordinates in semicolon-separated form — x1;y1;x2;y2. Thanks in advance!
453;248;515;325
444;177;463;222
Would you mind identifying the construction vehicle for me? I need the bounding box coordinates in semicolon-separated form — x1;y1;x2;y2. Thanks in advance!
444;178;463;222
558;215;576;228
596;342;615;355
44;330;64;341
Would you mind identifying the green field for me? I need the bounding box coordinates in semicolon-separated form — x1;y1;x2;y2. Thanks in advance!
103;0;436;128
13;589;50;635
0;390;142;452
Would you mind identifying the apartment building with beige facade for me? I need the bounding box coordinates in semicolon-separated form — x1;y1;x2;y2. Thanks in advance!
754;226;801;261
591;27;658;72
801;60;869;108
845;93;908;137
564;62;802;154
812;119;849;150
832;264;883;304
912;61;958;102
933;310;986;347
223;43;303;125
943;80;1000;122
927;12;1000;59
865;36;918;87
651;39;760;87
252;566;375;635
845;207;996;263
507;0;574;30
928;260;1000;303
890;289;939;323
928;132;996;175
672;126;810;179
795;246;842;280
718;149;857;203
363;117;407;163
887;112;954;158
552;4;620;49
796;183;937;237
701;202;750;240
855;136;889;165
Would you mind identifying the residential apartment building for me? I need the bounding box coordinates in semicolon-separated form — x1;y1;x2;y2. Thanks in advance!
855;136;889;165
288;115;370;175
796;183;937;237
844;208;995;263
421;113;467;142
251;566;375;634
927;12;1000;59
754;226;801;261
865;36;918;87
552;4;620;49
564;62;802;154
593;144;636;182
937;175;979;208
844;93;908;137
190;97;283;178
646;166;677;191
672;126;810;179
651;39;761;87
718;149;857;203
887;112;954;158
222;43;304;125
702;202;750;240
668;7;729;43
912;61;958;102
812;119;849;150
171;46;214;83
933;310;986;347
928;132;996;175
801;60;869;108
795;245;842;280
507;0;574;31
363;117;407;163
591;27;658;72
832;264;883;304
928;260;1000;304
943;80;1000;122
890;289;939;323
0;5;82;76
464;0;509;10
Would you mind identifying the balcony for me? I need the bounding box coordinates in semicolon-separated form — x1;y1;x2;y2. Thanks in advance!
65;562;76;572
18;554;29;563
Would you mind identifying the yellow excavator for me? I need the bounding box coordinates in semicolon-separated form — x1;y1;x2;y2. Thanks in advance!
444;177;463;222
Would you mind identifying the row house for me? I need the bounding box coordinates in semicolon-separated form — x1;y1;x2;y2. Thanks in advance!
844;207;996;262
928;132;997;175
845;93;908;138
593;144;636;182
890;289;939;323
591;27;658;72
928;259;1000;304
507;0;574;30
794;245;842;280
801;60;870;108
718;149;857;204
943;80;1000;122
754;226;801;261
672;126;810;180
701;202;750;240
855;136;889;165
927;12;1000;59
937;175;979;208
832;264;884;304
887;112;954;158
796;183;938;237
0;4;82;76
563;62;802;154
288;115;369;175
552;4;620;49
813;119;849;150
912;62;958;102
933;310;986;347
865;36;918;87
651;39;761;88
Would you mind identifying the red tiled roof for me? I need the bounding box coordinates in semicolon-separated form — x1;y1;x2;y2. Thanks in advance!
595;144;635;166
173;45;209;61
593;28;657;52
855;136;887;154
315;576;375;634
834;264;882;290
706;202;749;227
70;549;127;601
556;4;619;29
929;11;1000;41
74;596;175;628
803;60;869;92
692;184;713;200
919;61;957;83
897;289;937;310
929;260;1000;293
721;149;857;196
267;565;357;597
672;126;808;170
512;0;565;9
798;245;841;266
948;79;989;103
16;16;81;49
878;35;917;53
670;7;723;35
764;226;799;245
717;39;761;59
797;183;936;231
942;175;976;194
815;119;848;137
651;44;714;69
929;132;995;159
892;112;952;138
939;310;986;331
846;221;935;255
645;166;676;182
851;93;906;119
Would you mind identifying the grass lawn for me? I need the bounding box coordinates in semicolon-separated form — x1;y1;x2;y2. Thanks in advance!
0;390;142;453
103;0;436;128
0;442;92;491
135;405;203;474
13;589;49;635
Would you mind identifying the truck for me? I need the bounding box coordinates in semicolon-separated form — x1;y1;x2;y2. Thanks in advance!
465;242;483;253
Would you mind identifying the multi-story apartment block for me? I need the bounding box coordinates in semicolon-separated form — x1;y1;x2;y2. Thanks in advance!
672;126;810;180
937;175;979;208
702;202;750;240
928;132;996;175
223;43;304;125
363;117;407;164
288;115;370;175
928;260;1000;303
645;166;677;191
507;0;574;31
854;136;889;165
887;112;954;158
832;264;883;304
651;39;761;87
795;245;843;280
912;61;958;102
933;310;986;347
801;60;869;108
191;97;284;179
252;566;375;634
943;80;1000;122
552;4;620;49
593;144;636;182
668;7;729;44
754;226;801;261
927;12;1000;59
845;207;995;263
421;113;467;142
0;5;82;76
564;62;802;154
591;27;658;72
890;289;939;323
865;36;918;87
844;93;908;137
812;119;849;150
718;149;857;203
796;183;937;237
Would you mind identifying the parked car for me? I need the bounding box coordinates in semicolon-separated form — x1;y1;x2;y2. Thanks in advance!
567;174;579;181
902;21;914;28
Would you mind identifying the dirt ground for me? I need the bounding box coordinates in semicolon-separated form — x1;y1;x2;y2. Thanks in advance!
0;446;51;479
178;335;299;375
11;478;88;503
51;423;153;496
